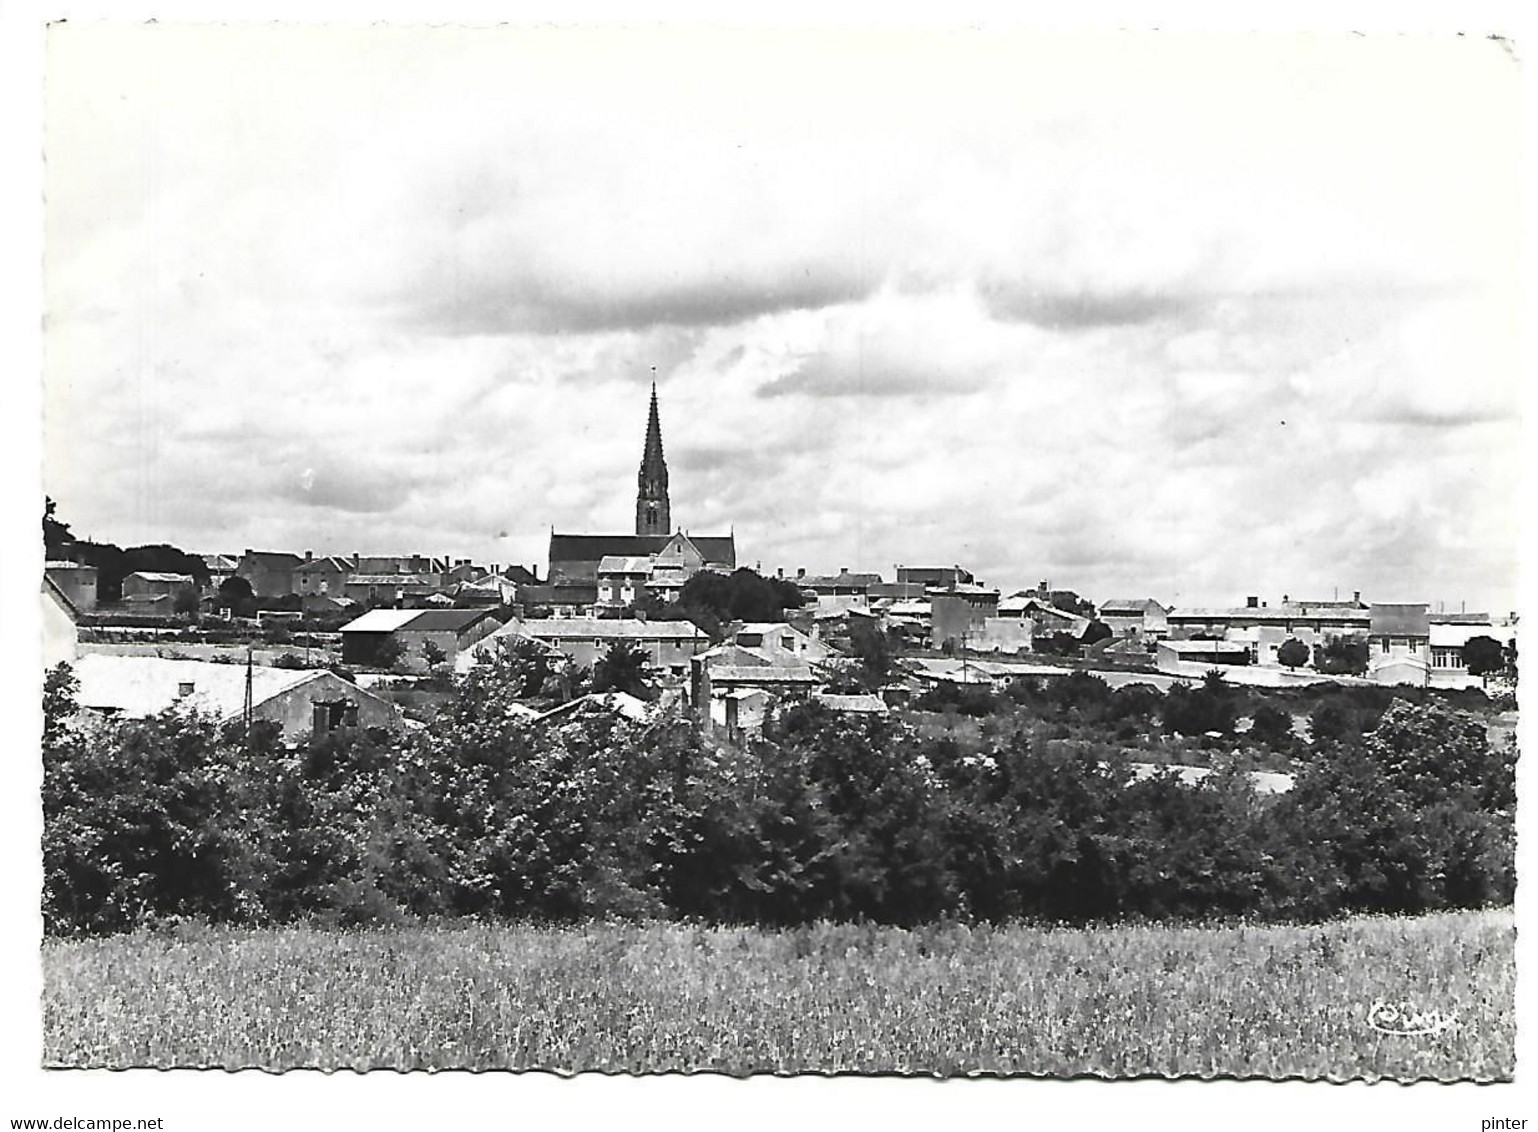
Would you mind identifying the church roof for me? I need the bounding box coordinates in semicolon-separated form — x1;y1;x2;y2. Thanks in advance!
549;532;736;567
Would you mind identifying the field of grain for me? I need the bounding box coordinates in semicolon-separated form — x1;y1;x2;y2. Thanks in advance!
42;909;1513;1078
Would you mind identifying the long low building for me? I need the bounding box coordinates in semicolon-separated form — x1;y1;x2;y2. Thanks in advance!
340;607;503;672
67;654;401;744
1167;598;1370;639
1156;639;1253;670
461;617;712;676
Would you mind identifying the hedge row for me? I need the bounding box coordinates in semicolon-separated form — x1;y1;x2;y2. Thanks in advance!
41;655;1514;935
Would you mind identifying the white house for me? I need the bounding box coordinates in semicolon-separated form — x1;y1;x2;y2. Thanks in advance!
67;655;401;744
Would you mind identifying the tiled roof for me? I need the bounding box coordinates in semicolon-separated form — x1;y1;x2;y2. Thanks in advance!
868;582;928;600
503;618;706;641
1370;604;1431;637
296;556;353;573
354;555;438;574
813;693;888;713
341;608;499;634
1428;612;1492;624
127;571;194;584
341;609;422;633
1100;599;1166;614
348;573;440;586
536;691;654;725
698;643;775;667
1169;604;1370;624
1160;639;1250;654
240;551;304;568
400;608;500;633
707;664;817;684
72;655;320;720
801;571;883;589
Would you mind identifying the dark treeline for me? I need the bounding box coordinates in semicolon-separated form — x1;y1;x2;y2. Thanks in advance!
41;653;1514;936
45;498;209;603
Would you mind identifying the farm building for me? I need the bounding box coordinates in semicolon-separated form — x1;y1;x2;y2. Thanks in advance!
930;585;1002;650
67;654;401;745
121;571;197;606
340;607;503;672
464;617;711;676
726;621;838;665
1367;603;1431;688
1098;598;1169;639
1156;639;1252;670
45;561;98;613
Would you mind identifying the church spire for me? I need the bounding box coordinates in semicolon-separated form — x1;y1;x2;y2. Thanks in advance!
635;381;671;536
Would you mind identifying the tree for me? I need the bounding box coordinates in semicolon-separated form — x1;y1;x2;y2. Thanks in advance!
374;634;406;671
172;587;202;617
217;575;255;615
1163;670;1239;736
848;619;892;689
591;641;652;699
1276;638;1310;669
43;497;74;559
1462;635;1505;679
421;639;448;671
1363;698;1513;812
1247;703;1294;749
124;544;210;588
677;567;806;634
1315;636;1368;676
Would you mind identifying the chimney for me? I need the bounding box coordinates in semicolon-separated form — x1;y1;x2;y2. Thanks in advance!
840;566;849;575
1039;580;1049;594
1353;590;1361;604
776;567;784;579
797;567;806;579
1246;596;1259;608
305;549;313;562
1282;593;1289;604
176;681;195;698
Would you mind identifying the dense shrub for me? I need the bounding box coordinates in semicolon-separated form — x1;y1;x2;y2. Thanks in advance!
40;655;1516;936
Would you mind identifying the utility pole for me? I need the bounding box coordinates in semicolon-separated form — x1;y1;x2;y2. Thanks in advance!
243;645;254;747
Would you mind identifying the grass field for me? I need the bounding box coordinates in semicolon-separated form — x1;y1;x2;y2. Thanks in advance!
42;909;1513;1078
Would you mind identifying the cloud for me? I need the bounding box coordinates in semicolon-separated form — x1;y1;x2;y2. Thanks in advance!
403;263;876;337
758;359;967;399
977;278;1197;329
273;457;416;515
39;27;1524;613
754;291;1038;400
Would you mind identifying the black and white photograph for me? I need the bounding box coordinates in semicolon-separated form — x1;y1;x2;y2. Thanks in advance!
4;1;1532;1125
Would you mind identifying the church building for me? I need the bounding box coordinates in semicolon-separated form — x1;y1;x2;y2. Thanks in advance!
545;385;736;609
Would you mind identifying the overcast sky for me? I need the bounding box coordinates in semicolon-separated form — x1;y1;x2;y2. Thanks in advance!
42;24;1523;610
